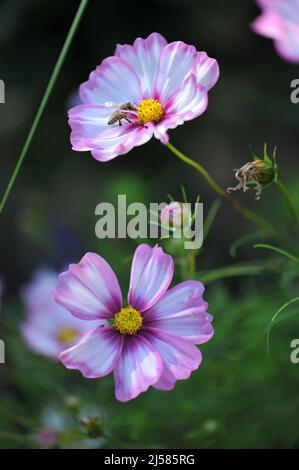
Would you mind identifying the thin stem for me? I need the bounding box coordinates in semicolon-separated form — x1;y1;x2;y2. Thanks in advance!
188;250;196;278
266;296;299;355
0;0;90;214
166;142;283;243
276;178;299;231
200;258;283;285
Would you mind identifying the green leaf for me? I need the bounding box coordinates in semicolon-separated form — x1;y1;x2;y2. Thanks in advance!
181;185;188;204
254;243;299;264
266;296;299;355
199;258;281;285
229;230;266;258
203;199;222;240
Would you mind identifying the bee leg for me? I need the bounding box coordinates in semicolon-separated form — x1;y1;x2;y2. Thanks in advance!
118;120;122;126
125;117;132;123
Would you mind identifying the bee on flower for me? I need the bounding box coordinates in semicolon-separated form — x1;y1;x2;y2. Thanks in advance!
68;32;219;162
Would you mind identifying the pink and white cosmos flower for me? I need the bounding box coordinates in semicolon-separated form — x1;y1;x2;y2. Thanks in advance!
252;0;299;63
52;244;213;402
21;269;98;360
68;32;219;162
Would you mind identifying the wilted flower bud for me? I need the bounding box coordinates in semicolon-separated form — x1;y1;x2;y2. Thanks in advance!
227;144;278;200
160;202;191;228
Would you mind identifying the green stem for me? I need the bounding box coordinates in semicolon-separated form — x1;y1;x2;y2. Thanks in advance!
0;0;90;215
200;258;283;285
166;142;283;243
276;178;299;231
188;250;196;278
266;296;299;355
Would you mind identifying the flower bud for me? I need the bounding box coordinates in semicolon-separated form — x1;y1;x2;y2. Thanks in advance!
227;144;278;200
160;202;191;228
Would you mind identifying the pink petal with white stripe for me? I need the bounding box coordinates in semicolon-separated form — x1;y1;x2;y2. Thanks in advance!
90;124;154;162
154;41;197;105
53;253;122;321
113;335;163;402
144;281;213;344
80;56;142;105
59;326;124;378
128;244;174;312
143;328;202;391
193;51;220;91
165;75;208;121
115;33;168;99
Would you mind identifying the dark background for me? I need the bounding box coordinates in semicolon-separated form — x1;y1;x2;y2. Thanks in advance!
1;0;299;449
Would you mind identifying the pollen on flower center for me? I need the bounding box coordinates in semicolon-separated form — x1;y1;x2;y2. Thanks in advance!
57;328;78;343
113;306;143;335
137;99;163;124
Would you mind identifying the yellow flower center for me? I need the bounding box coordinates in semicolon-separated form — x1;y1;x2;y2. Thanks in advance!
57;328;78;344
113;306;143;335
137;99;163;124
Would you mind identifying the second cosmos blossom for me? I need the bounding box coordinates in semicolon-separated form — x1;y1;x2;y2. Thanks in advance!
53;244;213;402
69;32;219;162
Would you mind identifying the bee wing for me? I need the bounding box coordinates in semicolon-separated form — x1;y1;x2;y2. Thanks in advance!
105;101;119;108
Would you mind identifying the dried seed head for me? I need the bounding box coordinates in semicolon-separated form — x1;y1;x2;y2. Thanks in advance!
227;144;278;200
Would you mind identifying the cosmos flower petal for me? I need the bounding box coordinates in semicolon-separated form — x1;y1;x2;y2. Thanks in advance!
21;305;101;359
115;33;168;99
128;244;174;312
193;51;220;91
113;335;163;402
252;0;299;63
152;116;183;144
21;269;101;360
53;253;122;320
59;326;124;378
90;125;154;162
69;105;117;151
68;35;219;160
21;269;60;311
154;41;197;105
144;281;213;344
274;27;299;63
165;75;208;121
79;56;142;105
251;10;284;40
143;328;202;391
22;321;63;359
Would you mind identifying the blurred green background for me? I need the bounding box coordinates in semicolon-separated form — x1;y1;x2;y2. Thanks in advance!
1;0;299;449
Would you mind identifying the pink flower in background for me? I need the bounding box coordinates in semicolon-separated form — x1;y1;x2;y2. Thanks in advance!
252;0;299;63
53;244;213;402
35;427;58;447
69;32;219;162
21;269;98;360
160;202;191;228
